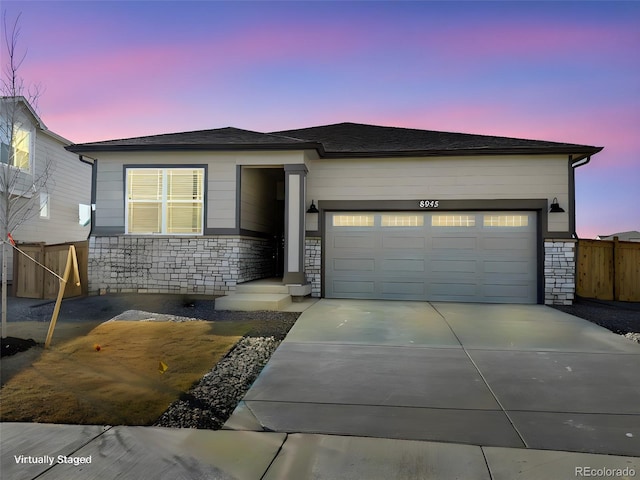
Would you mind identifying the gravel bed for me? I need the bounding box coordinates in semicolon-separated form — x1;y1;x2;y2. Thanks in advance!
154;336;280;429
153;310;299;429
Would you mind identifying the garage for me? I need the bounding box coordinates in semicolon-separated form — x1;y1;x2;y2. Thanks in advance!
325;211;537;303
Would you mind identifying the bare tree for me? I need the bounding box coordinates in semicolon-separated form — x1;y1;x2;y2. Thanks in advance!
1;11;52;337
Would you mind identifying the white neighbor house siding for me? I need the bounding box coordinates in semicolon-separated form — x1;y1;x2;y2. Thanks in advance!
3;130;91;281
306;155;570;232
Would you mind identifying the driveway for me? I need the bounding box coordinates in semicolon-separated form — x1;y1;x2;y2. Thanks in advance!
226;299;640;457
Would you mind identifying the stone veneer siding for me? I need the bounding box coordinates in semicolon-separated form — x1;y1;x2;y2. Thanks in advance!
89;235;273;295
544;239;577;305
305;237;321;297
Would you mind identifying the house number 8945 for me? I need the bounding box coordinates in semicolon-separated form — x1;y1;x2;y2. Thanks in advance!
419;200;439;208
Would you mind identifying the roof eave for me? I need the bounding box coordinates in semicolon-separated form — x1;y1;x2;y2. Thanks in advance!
66;142;325;154
319;146;604;159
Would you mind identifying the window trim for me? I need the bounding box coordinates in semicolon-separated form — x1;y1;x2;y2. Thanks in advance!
39;192;50;219
1;125;34;173
125;166;206;235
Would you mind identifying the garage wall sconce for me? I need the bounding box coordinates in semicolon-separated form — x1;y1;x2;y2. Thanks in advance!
307;200;319;213
549;197;565;213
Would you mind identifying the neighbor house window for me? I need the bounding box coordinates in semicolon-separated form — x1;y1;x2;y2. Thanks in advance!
0;127;32;172
39;192;50;219
431;215;476;227
126;168;204;234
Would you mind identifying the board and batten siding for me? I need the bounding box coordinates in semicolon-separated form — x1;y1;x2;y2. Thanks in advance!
306;155;571;233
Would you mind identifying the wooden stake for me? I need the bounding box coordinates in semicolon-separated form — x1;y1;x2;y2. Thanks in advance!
44;246;80;349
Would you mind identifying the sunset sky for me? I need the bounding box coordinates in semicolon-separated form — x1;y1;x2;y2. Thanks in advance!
2;0;638;239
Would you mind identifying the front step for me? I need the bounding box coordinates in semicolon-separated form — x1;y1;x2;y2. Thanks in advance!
214;293;292;311
235;283;289;295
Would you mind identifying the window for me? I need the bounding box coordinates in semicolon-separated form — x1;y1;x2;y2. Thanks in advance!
126;168;204;234
39;192;50;219
332;214;374;227
381;214;424;227
431;215;476;227
1;127;32;172
484;215;529;227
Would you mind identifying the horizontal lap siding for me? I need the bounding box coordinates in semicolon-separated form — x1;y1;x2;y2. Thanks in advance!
95;152;237;230
307;155;570;233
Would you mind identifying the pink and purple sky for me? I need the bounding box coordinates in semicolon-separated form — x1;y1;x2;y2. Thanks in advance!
3;1;639;239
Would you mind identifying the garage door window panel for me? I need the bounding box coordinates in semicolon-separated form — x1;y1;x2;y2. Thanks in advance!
381;214;424;227
432;215;476;227
332;214;374;227
484;215;529;227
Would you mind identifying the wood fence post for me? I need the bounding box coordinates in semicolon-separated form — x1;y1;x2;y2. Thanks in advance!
613;236;619;301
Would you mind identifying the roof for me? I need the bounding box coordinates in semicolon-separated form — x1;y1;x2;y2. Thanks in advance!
1;96;73;146
67;122;603;158
273;123;603;158
66;127;321;153
597;231;640;241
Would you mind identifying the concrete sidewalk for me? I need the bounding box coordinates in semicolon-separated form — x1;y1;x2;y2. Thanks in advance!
2;299;639;479
2;423;638;480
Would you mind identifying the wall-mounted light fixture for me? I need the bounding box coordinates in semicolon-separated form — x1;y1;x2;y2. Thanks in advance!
549;197;565;213
306;200;319;213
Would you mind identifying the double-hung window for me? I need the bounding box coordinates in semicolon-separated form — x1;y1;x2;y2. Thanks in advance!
126;167;204;234
1;126;32;172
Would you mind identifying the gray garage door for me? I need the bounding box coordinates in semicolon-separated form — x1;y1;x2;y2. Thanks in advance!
325;211;537;303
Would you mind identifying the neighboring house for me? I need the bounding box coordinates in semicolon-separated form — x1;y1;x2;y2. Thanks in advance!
67;122;602;305
597;231;640;242
0;97;91;283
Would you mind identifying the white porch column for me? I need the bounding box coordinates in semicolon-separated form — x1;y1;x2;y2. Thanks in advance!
283;164;307;285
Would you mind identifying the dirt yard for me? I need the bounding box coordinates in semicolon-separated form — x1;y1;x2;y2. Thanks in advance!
0;320;246;425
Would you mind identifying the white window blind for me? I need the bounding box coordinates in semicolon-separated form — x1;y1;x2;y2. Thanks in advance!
127;168;203;234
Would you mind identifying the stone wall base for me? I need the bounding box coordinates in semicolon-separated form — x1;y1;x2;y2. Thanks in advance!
89;235;273;296
305;237;321;298
544;239;577;305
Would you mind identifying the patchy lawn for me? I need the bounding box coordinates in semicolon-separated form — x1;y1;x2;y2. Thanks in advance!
0;320;248;425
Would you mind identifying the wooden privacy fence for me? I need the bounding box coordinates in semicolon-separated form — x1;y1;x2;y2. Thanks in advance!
13;241;88;299
576;238;640;302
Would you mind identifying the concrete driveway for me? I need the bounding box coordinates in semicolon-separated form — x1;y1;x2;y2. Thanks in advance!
226;299;640;457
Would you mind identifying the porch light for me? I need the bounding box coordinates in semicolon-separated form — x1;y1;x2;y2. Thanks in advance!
549;198;565;213
307;200;319;213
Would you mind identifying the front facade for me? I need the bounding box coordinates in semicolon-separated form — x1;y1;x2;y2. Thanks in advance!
0;97;91;282
68;123;602;305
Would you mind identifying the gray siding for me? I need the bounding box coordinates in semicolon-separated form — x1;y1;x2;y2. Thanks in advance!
307;155;571;233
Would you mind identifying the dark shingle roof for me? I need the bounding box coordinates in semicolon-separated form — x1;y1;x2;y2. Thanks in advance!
67;127;321;153
272;122;602;157
67;122;602;158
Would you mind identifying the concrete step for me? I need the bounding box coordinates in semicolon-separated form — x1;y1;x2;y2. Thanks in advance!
235;282;289;295
214;293;292;311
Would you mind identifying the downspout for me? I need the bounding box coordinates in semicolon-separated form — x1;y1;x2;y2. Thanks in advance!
569;154;591;239
78;155;97;238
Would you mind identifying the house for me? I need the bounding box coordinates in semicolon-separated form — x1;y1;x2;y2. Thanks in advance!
0;97;91;285
66;122;602;305
597;231;640;242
